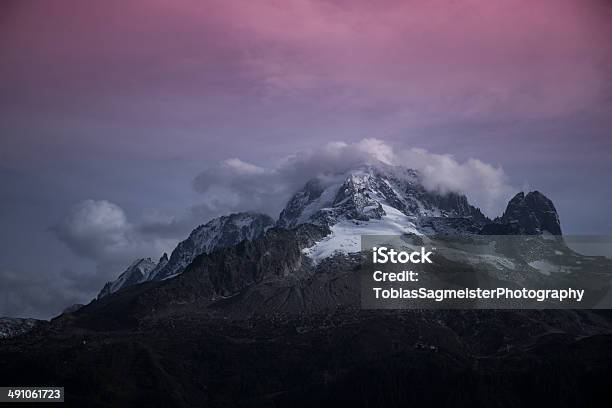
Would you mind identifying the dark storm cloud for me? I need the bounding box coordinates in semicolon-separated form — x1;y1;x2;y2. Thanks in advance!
0;267;94;319
52;200;178;278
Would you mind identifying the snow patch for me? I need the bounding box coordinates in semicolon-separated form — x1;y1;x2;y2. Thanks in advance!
529;260;558;276
302;204;420;264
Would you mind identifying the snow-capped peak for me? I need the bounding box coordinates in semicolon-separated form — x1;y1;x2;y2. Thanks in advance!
278;164;484;230
96;213;275;298
148;212;274;281
279;164;487;263
97;257;157;299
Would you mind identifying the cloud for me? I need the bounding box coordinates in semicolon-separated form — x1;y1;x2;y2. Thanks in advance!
193;138;515;217
229;0;612;121
4;200;180;319
0;266;93;319
4;0;612;169
53;200;176;273
396;148;514;216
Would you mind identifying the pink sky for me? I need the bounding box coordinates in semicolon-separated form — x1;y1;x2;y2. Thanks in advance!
1;0;612;166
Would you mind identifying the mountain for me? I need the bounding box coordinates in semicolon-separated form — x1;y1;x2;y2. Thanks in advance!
500;191;562;235
76;165;597;323
76;165;489;321
278;164;486;229
482;191;562;235
279;164;488;263
97;258;157;299
0;317;43;339
146;253;169;281
91;166;574;314
95;212;275;299
149;212;275;281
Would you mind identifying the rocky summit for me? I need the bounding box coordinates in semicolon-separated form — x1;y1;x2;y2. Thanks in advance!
501;191;562;235
278;164;486;230
95;212;275;299
97;258;157;299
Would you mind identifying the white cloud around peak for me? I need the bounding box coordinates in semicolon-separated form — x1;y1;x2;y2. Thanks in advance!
193;138;515;217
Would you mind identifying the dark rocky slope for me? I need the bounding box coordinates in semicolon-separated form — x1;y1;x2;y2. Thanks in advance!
482;191;562;235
